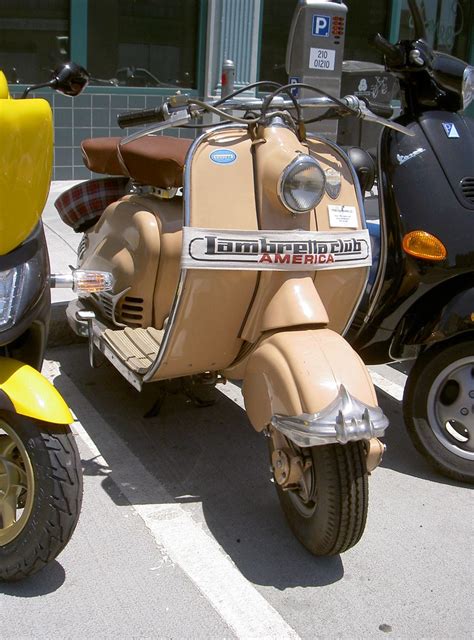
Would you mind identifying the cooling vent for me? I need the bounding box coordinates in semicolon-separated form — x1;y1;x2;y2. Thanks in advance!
92;292;114;322
460;177;474;205
119;296;144;328
78;235;88;261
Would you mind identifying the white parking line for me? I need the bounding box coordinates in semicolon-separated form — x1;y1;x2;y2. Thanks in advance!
369;364;407;401
45;360;299;640
44;358;405;639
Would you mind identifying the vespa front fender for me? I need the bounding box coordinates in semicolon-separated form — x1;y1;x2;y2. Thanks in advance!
242;329;388;445
0;357;73;425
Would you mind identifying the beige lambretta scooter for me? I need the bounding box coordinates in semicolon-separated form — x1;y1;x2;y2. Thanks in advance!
59;85;411;555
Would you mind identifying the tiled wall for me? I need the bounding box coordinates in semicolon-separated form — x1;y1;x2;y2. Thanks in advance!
12;89;197;181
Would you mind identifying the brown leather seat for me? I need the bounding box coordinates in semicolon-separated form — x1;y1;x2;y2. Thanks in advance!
81;135;192;189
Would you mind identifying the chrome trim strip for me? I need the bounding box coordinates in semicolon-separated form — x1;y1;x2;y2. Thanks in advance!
66;298;143;390
306;135;370;336
143;123;247;383
364;131;387;323
271;384;389;448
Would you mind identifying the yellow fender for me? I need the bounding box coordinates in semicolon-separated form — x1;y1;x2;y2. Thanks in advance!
0;357;73;425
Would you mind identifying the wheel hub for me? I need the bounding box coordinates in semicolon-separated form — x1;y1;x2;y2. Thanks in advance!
427;356;474;461
0;421;35;546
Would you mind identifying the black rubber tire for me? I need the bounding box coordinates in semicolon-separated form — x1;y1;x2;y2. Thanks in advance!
274;442;368;556
0;412;83;581
403;341;474;484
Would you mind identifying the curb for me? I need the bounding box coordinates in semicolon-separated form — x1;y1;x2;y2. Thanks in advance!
49;300;85;348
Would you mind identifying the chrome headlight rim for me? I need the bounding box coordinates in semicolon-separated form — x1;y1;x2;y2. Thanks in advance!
278;154;326;215
462;65;474;111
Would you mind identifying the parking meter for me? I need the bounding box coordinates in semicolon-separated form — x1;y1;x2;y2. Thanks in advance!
286;0;348;139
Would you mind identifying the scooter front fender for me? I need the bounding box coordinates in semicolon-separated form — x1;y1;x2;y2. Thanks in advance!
242;329;388;446
0;357;73;425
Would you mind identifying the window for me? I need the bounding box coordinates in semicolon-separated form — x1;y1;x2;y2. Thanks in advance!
399;0;472;61
0;0;70;84
87;0;200;88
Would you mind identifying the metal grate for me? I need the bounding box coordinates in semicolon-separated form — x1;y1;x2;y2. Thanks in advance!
460;177;474;205
118;296;144;328
90;292;114;322
78;235;88;261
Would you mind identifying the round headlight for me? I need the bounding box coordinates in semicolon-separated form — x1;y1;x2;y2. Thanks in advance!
279;155;326;214
462;65;474;111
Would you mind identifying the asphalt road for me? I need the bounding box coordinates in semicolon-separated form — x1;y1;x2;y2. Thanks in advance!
1;344;472;639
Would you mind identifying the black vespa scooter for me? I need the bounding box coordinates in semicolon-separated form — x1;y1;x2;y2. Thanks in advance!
347;0;474;483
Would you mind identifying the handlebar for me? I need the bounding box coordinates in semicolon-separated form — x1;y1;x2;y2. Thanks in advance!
116;92;414;140
372;33;404;67
117;106;166;128
117;95;344;130
359;97;393;119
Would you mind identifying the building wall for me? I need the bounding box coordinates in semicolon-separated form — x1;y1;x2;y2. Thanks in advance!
2;0;473;179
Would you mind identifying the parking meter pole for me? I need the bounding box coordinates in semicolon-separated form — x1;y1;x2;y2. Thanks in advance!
286;0;348;140
221;60;235;99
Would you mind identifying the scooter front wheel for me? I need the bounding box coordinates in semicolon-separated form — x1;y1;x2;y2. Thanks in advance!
0;412;83;581
270;437;368;556
403;340;474;484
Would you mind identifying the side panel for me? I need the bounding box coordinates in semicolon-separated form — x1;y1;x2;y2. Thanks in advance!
348;115;474;362
148;128;259;381
391;280;474;357
241;328;378;431
0;98;53;255
80;193;183;330
0;357;73;424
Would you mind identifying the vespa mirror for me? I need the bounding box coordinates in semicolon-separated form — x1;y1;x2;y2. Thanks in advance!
21;62;89;99
50;62;90;96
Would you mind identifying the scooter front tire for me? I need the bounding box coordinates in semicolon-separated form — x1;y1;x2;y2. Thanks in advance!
271;440;368;556
403;340;474;484
0;412;83;581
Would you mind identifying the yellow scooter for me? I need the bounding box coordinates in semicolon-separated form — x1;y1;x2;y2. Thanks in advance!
0;64;90;581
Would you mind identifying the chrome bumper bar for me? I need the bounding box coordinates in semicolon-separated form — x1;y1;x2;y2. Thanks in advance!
271;385;388;447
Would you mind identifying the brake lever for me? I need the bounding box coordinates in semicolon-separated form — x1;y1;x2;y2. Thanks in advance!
356;101;415;136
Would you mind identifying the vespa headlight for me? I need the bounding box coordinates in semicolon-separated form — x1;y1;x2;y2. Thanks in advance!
462;65;474;111
0;267;26;330
0;242;48;332
279;155;326;214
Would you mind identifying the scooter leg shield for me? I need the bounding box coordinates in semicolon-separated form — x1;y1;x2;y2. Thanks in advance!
242;329;388;446
0;357;73;425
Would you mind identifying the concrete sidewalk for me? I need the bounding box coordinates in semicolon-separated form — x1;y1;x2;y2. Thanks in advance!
43;180;84;345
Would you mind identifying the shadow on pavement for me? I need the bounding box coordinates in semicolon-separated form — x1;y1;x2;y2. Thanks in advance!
51;344;344;590
0;561;65;597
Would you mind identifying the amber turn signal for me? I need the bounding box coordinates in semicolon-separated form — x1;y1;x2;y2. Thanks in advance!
402;230;447;261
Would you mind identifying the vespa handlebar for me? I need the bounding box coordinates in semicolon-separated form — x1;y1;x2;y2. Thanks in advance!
372;33;404;67
358;97;394;119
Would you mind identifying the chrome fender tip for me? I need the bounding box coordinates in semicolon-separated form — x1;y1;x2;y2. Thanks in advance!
271;384;389;448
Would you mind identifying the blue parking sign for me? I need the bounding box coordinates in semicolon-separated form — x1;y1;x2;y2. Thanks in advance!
312;15;330;37
289;76;300;97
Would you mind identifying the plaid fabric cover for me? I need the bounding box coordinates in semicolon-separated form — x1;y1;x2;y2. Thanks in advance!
54;176;129;232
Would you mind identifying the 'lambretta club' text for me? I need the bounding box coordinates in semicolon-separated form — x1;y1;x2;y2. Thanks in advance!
182;227;372;271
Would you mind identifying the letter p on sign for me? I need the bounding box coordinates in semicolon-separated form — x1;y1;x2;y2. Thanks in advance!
312;15;330;37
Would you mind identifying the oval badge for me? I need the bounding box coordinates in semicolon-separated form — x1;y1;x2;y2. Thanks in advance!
210;149;237;165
